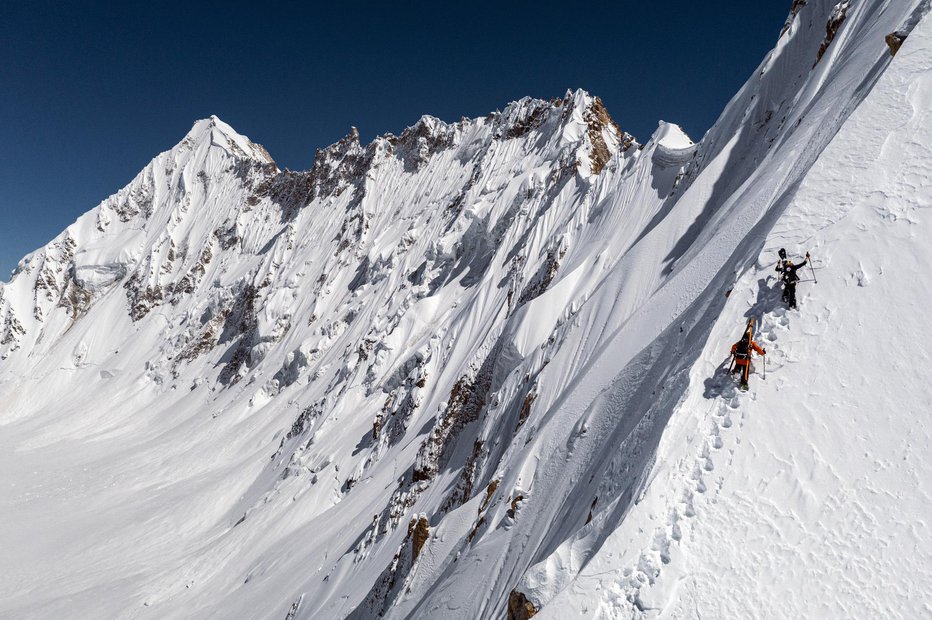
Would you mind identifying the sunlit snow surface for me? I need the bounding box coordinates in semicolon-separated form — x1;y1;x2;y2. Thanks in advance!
537;4;932;618
1;1;930;618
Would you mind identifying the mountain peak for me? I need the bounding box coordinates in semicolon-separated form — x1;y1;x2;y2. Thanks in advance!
653;121;694;149
181;115;276;165
4;2;930;616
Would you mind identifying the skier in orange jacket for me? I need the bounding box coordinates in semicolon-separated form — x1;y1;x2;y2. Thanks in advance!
731;333;766;390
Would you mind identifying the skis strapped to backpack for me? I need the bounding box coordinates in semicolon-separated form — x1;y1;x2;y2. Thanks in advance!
735;317;754;359
735;317;757;391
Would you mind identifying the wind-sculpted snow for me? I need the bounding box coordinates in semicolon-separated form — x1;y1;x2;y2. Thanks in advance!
1;1;930;618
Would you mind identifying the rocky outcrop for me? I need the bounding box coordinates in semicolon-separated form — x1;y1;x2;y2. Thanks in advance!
496;97;553;139
310;129;370;194
815;1;850;66
409;515;430;562
584;97;634;175
373;363;427;446
412;349;497;483
886;31;907;55
123;242;214;321
58;277;92;320
174;303;232;368
243;127;372;223
214;283;260;384
110;182;155;223
32;236;77;311
169;244;213;300
347;515;431;619
515;244;565;308
781;0;807;36
441;438;485;512
123;274;163;322
387;117;457;173
508;589;538;620
0;306;25;353
516;391;536;429
212;222;240;251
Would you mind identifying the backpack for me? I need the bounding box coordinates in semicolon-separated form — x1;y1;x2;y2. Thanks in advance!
735;337;750;360
781;262;798;284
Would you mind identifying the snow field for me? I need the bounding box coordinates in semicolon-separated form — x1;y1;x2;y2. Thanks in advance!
540;4;932;617
1;1;930;618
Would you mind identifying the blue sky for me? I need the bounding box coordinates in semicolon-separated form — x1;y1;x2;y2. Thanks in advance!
1;2;790;279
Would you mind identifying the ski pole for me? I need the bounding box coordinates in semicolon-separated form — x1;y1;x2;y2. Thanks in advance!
809;254;817;284
763;354;766;380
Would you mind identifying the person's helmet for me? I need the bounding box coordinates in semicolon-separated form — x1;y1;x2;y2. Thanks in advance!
778;248;787;259
785;260;794;268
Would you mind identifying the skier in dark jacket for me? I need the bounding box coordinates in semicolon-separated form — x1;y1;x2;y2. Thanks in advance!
775;249;811;309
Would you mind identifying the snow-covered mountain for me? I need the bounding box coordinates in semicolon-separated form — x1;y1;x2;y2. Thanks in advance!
2;1;931;618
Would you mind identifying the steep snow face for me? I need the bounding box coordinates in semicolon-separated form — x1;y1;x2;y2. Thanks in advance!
0;90;645;618
1;1;929;618
521;1;932;617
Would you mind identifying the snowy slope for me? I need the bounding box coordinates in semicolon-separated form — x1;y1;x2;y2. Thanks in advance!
522;2;932;618
1;0;930;618
553;9;932;617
